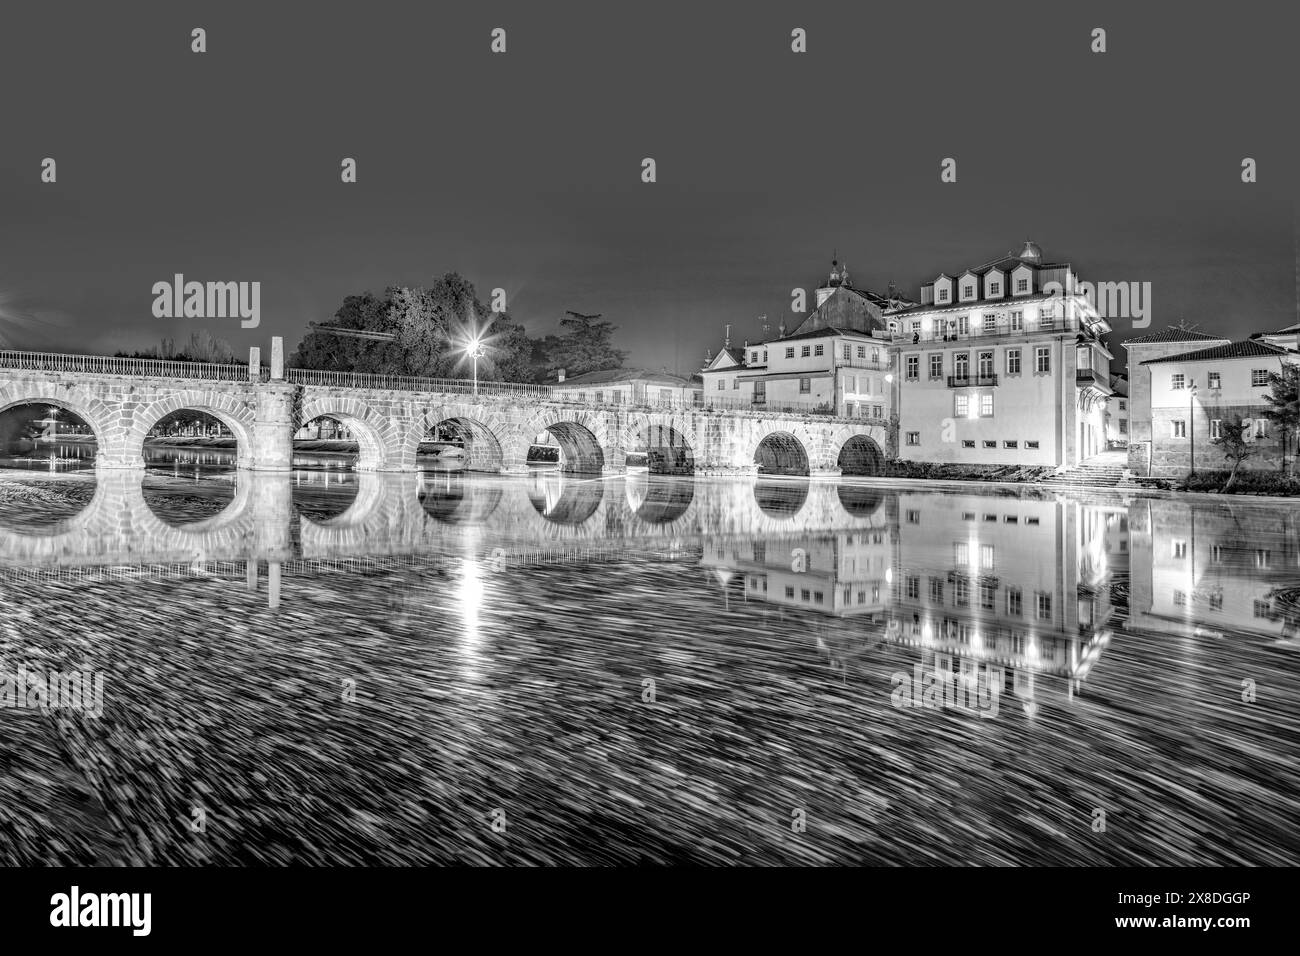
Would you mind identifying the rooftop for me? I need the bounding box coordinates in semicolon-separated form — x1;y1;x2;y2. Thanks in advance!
1140;339;1293;365
557;367;698;388
1123;328;1227;345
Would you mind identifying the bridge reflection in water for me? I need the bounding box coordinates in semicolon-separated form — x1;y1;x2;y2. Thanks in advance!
1;468;1297;864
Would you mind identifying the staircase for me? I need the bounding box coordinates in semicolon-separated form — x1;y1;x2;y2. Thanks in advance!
1039;452;1127;489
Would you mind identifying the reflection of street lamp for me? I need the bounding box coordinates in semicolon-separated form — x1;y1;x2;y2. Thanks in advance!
464;336;484;395
1189;380;1198;478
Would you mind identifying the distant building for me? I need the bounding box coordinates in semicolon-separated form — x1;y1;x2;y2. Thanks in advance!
1106;373;1129;447
889;241;1112;468
701;259;908;418
550;368;701;408
1136;338;1295;477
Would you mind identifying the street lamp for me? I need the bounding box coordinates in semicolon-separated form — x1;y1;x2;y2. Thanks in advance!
464;336;484;395
1189;380;1198;478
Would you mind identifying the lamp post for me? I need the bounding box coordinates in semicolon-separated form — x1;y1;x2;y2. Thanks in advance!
1189;380;1198;478
465;336;483;396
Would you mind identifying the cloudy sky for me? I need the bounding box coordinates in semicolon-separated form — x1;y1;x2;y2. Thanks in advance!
1;1;1297;375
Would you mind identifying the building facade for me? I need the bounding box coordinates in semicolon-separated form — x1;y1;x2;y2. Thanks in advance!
889;241;1112;468
1137;339;1294;477
551;368;702;408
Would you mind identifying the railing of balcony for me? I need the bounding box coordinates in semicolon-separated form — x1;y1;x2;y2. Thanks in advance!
0;349;253;382
284;367;554;398
947;375;999;388
892;317;1079;345
834;356;893;371
1075;368;1109;388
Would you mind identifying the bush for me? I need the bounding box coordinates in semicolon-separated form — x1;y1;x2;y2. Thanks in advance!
1179;470;1300;495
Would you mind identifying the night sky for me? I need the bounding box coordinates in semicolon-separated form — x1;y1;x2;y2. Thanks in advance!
2;1;1297;375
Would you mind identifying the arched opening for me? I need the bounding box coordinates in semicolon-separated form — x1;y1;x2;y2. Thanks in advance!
0;401;98;471
145;410;241;475
626;424;694;475
754;431;809;477
837;435;885;477
528;471;604;524
420;417;504;473
753;479;809;518
837;485;884;517
141;470;241;528
529;421;605;475
294;414;386;473
624;472;694;523
419;472;504;524
292;468;362;521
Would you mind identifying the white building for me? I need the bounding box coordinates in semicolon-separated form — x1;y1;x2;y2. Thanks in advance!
550;368;702;408
889;241;1112;468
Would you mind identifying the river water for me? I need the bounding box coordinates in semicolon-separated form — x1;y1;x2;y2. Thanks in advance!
0;451;1297;865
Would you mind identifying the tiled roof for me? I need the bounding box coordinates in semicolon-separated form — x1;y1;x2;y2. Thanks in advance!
1140;340;1292;365
888;290;1061;317
774;325;884;343
1123;328;1225;345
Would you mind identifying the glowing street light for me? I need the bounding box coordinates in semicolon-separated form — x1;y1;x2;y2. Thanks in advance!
464;335;484;395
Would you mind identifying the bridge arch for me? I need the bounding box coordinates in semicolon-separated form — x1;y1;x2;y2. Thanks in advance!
753;430;810;476
623;414;696;475
298;395;409;472
836;433;886;477
0;384;113;464
512;411;610;475
413;404;509;473
133;390;257;470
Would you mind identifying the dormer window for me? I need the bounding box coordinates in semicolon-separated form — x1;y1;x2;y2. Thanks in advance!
1016;278;1029;293
989;283;1000;297
938;288;949;302
751;350;759;364
961;283;976;301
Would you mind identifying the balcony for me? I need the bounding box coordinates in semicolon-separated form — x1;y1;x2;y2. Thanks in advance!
947;375;999;388
1075;368;1111;391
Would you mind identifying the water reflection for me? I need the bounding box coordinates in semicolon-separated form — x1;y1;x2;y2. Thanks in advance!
1;466;1297;865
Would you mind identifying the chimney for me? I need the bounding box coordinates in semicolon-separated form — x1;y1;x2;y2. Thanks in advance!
558;368;566;383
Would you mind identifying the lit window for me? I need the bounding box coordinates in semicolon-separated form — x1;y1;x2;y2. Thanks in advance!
1025;440;1039;449
1004;440;1018;449
1208;372;1221;389
983;313;996;333
955;394;970;416
980;394;994;416
1210;419;1221;439
961;440;975;448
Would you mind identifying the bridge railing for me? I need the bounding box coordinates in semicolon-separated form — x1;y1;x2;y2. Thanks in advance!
0;350;252;382
284;367;554;398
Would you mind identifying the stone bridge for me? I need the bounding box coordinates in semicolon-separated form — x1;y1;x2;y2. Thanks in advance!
0;351;892;478
0;470;894;571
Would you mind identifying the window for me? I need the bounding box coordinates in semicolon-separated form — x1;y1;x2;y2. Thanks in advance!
957;315;969;335
978;351;994;377
1036;593;1052;619
962;283;975;300
1035;347;1050;373
814;344;824;357
983;439;996;448
1009;310;1023;332
930;578;943;601
801;346;810;358
1017;278;1029;293
938;288;949;302
1006;349;1021;374
1006;588;1022;616
907;510;920;524
842;344;852;361
955;352;970;377
856;346;866;359
872;405;883;418
717;380;725;390
955;394;970;416
980;394;994;416
611;391;623;405
594;390;604;403
1173;420;1187;438
1252;368;1269;387
1025;440;1040;449
1119;400;1127;410
762;350;768;363
961;440;975;448
733;378;740;389
906;576;921;600
989;283;1001;297
979;584;996;611
1208;371;1221;389
929;353;943;379
1118;419;1127;434
906;431;920;446
910;321;922;335
1171;373;1185;390
1004;440;1018;449
799;377;811;394
906;355;919;380
754;381;765;402
785;347;794;359
751;351;759;364
785;586;794;599
1210;419;1221;439
1172;541;1187;558
983;313;996;333
1255;418;1269;439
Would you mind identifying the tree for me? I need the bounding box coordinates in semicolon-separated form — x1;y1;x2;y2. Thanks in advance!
1262;363;1300;473
289;274;536;382
538;311;628;380
116;330;238;364
1212;416;1254;492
